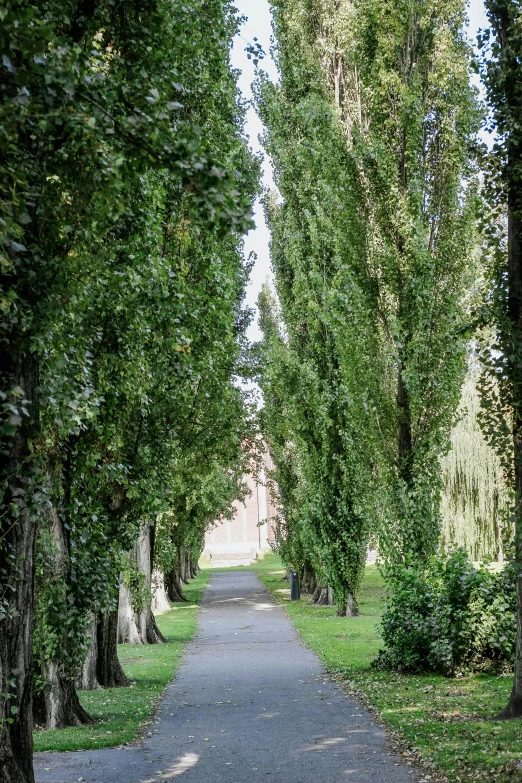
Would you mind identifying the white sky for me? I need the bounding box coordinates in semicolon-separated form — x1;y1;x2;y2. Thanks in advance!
231;0;489;343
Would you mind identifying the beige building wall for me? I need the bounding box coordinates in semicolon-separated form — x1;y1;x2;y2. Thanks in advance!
204;456;277;557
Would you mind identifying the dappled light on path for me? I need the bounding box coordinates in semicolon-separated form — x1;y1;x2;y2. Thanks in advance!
141;753;199;782
300;737;348;752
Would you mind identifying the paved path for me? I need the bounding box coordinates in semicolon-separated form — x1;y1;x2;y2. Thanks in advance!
35;572;420;783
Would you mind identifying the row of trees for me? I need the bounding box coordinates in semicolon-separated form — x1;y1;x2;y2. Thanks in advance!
256;0;522;717
0;2;258;781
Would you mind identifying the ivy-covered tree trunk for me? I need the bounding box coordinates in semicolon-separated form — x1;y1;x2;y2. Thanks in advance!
502;133;522;718
36;508;93;729
118;525;166;645
0;350;39;783
500;122;522;720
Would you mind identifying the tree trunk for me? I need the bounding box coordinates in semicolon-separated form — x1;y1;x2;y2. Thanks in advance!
301;563;317;594
397;361;413;488
179;548;189;584
498;187;522;717
0;351;38;783
77;617;102;691
117;578;142;644
118;525;166;644
152;569;172;612
336;591;360;617
165;567;188;602
41;661;93;729
309;586;335;606
36;509;94;728
489;0;522;712
96;610;130;688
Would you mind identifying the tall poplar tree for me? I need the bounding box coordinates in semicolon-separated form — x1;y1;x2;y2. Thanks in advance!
256;17;391;611
259;0;478;577
479;0;522;720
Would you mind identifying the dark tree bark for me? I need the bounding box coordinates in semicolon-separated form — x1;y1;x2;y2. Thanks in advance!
0;351;39;783
165;568;188;602
179;548;190;584
502;184;522;718
96;610;130;688
499;193;522;718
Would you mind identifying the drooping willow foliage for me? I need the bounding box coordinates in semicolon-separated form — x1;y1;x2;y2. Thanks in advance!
441;365;512;561
256;0;480;597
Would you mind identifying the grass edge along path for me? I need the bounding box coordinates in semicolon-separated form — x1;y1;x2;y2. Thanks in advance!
34;570;209;753
252;553;521;783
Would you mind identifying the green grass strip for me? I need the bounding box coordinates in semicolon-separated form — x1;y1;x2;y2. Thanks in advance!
34;570;209;753
255;554;521;783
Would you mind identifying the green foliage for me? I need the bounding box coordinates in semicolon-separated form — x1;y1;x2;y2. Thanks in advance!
476;0;522;714
256;0;480;612
0;0;261;744
441;364;512;560
259;558;521;783
477;1;522;530
123;566;149;613
375;552;516;675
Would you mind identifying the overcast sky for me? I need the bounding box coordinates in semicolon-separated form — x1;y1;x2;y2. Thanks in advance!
231;0;489;342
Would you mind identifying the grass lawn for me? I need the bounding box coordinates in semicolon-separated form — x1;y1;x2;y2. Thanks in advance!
34;570;209;753
254;553;522;783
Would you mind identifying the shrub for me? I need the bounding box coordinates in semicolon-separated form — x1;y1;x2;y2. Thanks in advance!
374;550;516;675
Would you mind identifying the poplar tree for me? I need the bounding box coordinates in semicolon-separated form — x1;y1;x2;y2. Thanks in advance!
258;0;479;587
479;0;522;720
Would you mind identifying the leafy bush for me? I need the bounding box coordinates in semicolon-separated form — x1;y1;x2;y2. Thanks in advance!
374;550;516;675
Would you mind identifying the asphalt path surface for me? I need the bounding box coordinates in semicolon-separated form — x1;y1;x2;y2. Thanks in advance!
34;571;421;783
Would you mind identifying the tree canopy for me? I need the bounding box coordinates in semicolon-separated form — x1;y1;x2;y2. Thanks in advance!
3;0;522;780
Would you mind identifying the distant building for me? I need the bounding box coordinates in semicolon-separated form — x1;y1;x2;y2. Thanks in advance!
204;455;277;561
